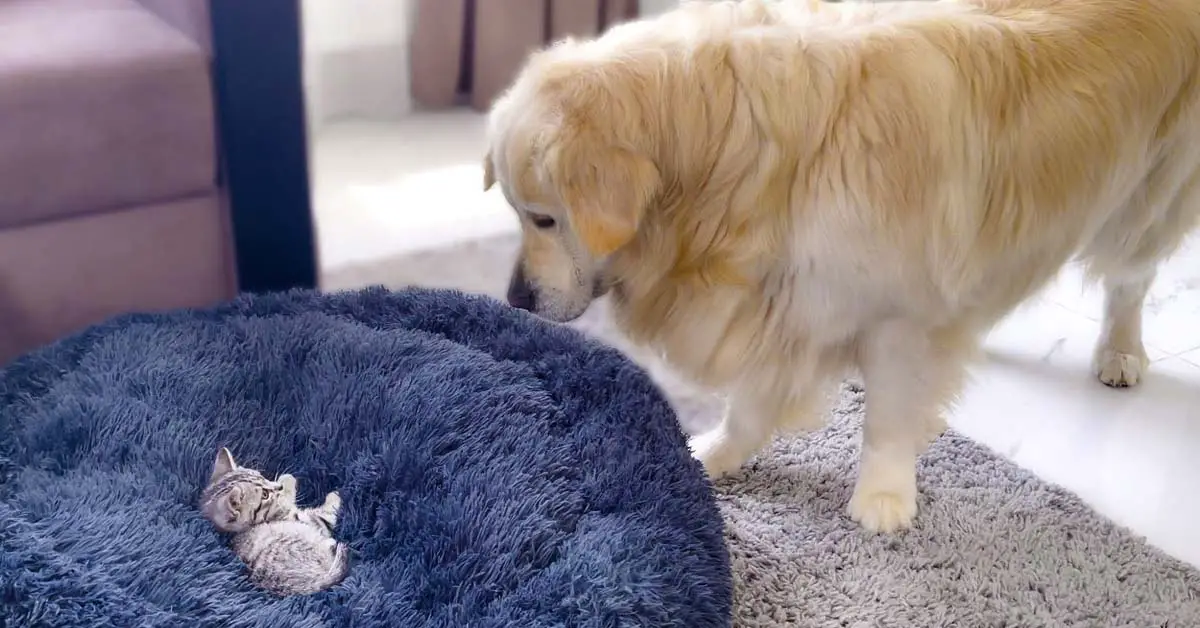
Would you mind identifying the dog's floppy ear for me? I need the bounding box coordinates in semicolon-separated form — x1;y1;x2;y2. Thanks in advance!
548;127;660;257
483;150;497;191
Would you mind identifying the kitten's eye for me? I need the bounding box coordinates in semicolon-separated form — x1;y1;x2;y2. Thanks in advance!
528;213;556;229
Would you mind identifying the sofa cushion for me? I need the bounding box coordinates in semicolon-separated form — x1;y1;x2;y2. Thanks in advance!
135;0;212;53
0;193;234;363
0;0;216;228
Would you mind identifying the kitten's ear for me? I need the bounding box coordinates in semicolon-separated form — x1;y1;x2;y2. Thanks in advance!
210;447;236;484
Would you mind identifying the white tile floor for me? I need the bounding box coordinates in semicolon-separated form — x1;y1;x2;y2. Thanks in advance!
311;113;515;274
312;113;1200;568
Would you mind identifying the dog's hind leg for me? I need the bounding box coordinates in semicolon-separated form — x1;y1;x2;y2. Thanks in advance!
1088;165;1200;387
849;320;966;533
1093;271;1155;387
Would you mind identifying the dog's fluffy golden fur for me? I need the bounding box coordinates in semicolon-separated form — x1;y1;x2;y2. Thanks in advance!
485;0;1200;532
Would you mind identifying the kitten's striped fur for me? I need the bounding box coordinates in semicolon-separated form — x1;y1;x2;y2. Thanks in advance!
200;447;350;596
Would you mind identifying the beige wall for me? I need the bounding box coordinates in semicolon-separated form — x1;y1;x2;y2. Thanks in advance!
301;0;416;132
640;0;679;16
301;0;679;132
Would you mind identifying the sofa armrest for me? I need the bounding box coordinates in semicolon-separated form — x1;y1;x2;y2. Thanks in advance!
135;0;212;54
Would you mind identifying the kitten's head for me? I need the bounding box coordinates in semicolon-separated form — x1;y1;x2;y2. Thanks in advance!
200;447;294;533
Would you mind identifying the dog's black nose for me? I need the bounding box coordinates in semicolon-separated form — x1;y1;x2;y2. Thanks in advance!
506;265;536;312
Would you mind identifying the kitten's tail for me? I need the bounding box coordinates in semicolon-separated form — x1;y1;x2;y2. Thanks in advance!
319;542;351;588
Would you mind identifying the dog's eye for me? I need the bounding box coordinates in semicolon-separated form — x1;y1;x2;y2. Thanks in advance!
528;213;556;229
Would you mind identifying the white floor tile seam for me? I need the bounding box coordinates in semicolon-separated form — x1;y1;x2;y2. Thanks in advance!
1181;350;1200;367
1046;294;1198;360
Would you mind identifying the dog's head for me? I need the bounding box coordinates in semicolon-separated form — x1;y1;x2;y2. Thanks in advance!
484;43;662;322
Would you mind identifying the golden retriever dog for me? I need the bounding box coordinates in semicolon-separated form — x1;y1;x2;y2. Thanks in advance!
483;0;1200;533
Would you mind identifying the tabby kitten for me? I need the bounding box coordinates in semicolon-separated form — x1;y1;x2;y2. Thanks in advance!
200;447;350;596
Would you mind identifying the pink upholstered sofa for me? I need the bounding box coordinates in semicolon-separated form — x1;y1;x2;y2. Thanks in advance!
0;0;236;363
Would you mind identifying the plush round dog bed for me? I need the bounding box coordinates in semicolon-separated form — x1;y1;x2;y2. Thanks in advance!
0;288;731;627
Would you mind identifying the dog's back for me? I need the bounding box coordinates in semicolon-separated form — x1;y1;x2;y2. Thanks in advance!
695;0;1200;331
917;0;1200;318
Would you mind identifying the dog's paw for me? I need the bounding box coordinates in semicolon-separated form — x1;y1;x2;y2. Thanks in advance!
844;465;916;535
1093;347;1148;388
688;430;748;479
848;480;917;534
323;491;341;512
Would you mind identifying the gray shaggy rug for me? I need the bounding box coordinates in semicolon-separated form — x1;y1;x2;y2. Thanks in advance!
324;234;1200;627
663;379;1200;627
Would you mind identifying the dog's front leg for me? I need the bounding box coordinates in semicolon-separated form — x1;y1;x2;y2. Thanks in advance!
688;393;777;478
849;320;960;533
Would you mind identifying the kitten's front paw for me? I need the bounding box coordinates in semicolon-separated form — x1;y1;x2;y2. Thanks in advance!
277;473;297;495
323;491;342;512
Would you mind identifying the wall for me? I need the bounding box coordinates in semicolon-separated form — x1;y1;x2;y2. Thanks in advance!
300;0;680;132
639;0;679;16
301;0;416;132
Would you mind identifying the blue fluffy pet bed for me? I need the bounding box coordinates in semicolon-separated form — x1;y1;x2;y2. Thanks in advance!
0;288;731;627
